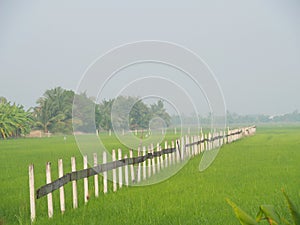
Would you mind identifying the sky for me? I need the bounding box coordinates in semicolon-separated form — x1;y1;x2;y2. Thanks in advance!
0;0;300;115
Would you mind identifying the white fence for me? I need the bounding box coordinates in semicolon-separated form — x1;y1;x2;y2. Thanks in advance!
28;126;256;222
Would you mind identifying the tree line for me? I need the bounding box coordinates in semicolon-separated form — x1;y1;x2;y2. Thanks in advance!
0;87;171;139
2;86;299;139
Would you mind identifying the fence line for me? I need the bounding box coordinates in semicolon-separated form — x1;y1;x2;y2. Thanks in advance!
29;125;256;222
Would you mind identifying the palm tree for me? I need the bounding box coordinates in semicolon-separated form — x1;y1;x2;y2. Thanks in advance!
33;99;54;133
33;87;74;133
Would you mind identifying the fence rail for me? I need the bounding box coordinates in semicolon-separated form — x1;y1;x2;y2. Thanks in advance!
36;146;178;199
29;126;256;222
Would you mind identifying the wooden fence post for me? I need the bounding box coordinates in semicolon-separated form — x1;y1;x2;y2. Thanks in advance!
124;154;129;186
227;127;230;143
189;136;192;156
171;141;175;164
196;136;199;155
46;162;53;218
196;136;200;155
226;129;229;144
58;159;65;214
199;135;202;154
143;146;147;180
235;129;237;141
185;136;190;157
160;143;164;169
93;153;99;197
181;136;185;161
103;152;108;194
28;164;35;222
71;157;78;208
201;134;204;152
118;149;123;188
147;146;151;178
167;144;171;164
213;133;216;148
112;150;117;192
192;136;196;155
130;150;135;183
137;147;141;183
176;139;180;163
204;134;207;150
191;137;195;156
212;132;215;149
233;129;236;141
198;135;202;154
83;155;89;204
184;136;187;157
194;136;197;155
209;133;212;150
156;143;160;172
164;141;168;167
151;144;156;175
233;129;235;141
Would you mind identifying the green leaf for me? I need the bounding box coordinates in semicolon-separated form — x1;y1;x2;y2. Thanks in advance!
281;217;291;225
256;205;280;224
226;199;258;225
283;190;300;225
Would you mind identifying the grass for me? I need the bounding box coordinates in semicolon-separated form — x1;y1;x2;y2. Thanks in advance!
0;126;299;224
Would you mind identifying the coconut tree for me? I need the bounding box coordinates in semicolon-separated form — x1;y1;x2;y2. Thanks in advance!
33;87;74;133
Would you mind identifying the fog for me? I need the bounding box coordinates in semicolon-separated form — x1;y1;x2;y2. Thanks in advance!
1;0;299;115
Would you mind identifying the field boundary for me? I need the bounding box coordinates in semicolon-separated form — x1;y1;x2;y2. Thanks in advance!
28;126;256;222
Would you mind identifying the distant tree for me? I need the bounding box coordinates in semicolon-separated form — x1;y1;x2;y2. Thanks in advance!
129;99;151;129
33;87;74;133
97;99;114;130
72;92;96;133
97;97;171;131
109;96;136;130
150;100;171;127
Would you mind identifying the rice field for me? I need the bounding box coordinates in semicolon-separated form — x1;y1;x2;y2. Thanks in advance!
0;126;299;224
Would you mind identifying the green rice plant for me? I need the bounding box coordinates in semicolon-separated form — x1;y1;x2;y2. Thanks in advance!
1;126;300;224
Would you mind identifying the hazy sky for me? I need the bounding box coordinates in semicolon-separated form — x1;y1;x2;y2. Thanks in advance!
0;0;300;115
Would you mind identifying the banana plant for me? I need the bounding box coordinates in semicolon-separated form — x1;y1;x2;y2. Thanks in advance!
227;190;300;225
0;101;32;139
